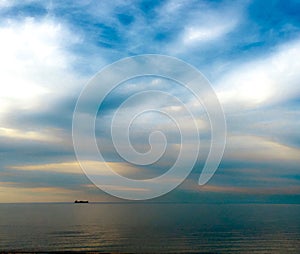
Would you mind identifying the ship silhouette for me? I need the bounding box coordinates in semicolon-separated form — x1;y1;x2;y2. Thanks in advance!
74;200;89;203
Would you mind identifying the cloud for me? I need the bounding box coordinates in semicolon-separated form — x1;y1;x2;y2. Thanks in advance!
163;0;245;55
224;107;300;150
224;135;300;164
0;182;81;202
182;12;238;45
198;184;300;195
216;39;300;109
0;1;300;203
0;0;15;9
99;185;149;192
0;16;83;118
0;127;63;142
0;181;118;203
8;160;141;176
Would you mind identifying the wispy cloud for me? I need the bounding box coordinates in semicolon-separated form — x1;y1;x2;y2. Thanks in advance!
8;160;141;176
0;127;63;142
224;135;300;164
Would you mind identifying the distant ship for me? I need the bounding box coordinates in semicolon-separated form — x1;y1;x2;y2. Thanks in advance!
74;200;89;203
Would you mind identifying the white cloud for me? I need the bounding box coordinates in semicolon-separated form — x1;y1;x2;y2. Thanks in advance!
0;0;11;8
183;21;237;45
0;17;82;118
216;39;300;109
181;3;241;47
0;0;30;9
163;2;243;55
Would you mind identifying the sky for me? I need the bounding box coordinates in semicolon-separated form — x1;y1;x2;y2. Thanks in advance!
0;0;300;203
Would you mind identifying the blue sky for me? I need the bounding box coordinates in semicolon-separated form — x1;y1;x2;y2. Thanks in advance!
0;0;300;202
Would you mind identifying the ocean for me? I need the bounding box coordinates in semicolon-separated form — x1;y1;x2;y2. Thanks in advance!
0;203;299;253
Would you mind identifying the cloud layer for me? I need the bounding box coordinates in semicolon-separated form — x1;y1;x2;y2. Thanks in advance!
0;0;300;202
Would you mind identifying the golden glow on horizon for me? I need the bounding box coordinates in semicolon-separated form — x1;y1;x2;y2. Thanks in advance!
8;160;141;176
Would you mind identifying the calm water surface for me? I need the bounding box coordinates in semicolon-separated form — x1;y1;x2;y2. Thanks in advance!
0;203;299;253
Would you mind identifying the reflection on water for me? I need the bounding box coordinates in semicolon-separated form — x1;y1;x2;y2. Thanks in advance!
0;203;299;253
